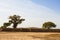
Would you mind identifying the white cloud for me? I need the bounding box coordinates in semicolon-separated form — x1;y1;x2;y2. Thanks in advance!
0;0;60;28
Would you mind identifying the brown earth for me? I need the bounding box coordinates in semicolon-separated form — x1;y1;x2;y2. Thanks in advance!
0;32;60;40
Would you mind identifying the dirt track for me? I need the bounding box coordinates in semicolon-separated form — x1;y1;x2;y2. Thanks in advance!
0;32;60;40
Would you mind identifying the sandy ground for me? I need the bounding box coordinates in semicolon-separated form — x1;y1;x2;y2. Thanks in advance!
0;32;60;40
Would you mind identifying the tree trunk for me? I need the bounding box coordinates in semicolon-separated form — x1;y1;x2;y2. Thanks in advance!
13;23;18;29
48;27;50;29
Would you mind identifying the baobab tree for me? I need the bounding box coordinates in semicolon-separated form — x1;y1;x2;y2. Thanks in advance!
9;15;25;28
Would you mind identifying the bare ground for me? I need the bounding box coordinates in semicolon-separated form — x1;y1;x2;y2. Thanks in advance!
0;32;60;40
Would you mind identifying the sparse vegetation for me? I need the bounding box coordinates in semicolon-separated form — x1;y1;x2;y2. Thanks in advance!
0;15;59;32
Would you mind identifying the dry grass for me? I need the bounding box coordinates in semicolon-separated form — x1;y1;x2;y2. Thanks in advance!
0;32;60;40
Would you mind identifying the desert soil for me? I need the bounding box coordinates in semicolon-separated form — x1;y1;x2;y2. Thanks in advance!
0;32;60;40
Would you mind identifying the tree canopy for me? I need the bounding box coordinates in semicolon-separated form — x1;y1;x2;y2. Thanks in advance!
1;22;11;29
9;15;25;28
42;22;56;29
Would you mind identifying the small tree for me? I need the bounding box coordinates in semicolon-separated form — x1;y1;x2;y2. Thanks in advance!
42;22;56;29
9;15;25;28
1;22;11;29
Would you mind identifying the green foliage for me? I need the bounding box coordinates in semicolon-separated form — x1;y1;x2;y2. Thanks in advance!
1;22;11;29
1;15;25;29
9;15;25;28
3;23;11;26
42;22;56;29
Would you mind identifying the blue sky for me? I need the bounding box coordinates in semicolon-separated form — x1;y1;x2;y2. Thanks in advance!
32;0;60;13
0;0;60;28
